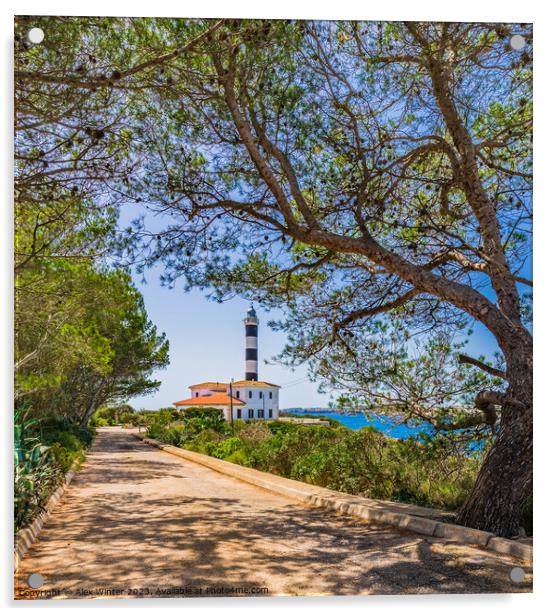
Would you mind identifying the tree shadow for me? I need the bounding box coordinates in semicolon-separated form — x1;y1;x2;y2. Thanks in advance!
14;430;532;599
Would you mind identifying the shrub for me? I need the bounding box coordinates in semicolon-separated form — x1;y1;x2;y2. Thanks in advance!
146;423;183;446
156;408;175;427
36;416;95;473
119;410;136;425
194;428;226;445
48;431;87;472
184;407;228;429
14;411;61;533
236;422;272;449
224;449;250;465
145;413;532;527
176;419;488;515
14;410;94;532
204;437;243;460
38;415;95;449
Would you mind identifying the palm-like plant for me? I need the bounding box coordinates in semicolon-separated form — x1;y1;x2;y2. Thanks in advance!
14;408;61;532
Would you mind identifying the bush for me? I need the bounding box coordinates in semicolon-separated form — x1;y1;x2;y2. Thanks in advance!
15;411;61;533
224;449;250;465
90;404;138;425
38;415;95;449
146;416;531;530
185;407;228;429
171;419;484;514
249;425;343;476
156;408;175;427
14;410;95;532
146;423;183;446
204;437;243;460
48;431;87;472
236;422;272;449
37;417;95;472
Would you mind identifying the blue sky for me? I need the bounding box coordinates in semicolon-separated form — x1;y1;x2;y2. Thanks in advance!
128;265;332;410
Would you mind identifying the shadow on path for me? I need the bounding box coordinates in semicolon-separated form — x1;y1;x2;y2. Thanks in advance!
14;428;532;599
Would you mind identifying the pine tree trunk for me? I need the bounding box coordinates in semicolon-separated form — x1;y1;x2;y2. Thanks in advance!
456;340;532;537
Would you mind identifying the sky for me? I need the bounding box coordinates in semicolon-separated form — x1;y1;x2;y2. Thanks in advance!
128;265;332;410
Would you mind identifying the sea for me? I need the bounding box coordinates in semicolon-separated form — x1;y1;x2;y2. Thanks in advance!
285;409;424;439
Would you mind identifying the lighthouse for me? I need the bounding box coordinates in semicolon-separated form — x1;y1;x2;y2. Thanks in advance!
244;305;258;381
173;304;280;421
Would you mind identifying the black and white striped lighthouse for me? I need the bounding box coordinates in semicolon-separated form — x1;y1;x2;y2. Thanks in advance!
244;305;258;381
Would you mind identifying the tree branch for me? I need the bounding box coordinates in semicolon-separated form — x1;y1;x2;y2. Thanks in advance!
15;20;225;89
459;353;507;379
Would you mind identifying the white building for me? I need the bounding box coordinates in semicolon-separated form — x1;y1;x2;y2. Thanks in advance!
173;307;280;421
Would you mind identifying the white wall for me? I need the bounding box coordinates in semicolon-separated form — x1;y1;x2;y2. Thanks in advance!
233;385;279;420
185;383;280;421
189;386;227;398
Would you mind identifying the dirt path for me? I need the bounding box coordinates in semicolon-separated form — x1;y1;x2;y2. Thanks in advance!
15;428;532;599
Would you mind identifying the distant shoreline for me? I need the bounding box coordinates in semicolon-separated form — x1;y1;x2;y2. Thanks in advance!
284;410;423;439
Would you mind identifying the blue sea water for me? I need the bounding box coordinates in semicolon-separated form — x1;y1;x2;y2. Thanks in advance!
286;410;424;439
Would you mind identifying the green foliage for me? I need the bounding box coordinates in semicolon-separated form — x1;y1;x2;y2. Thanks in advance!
146;424;184;446
224;449;251;466
14;410;95;531
49;436;86;473
14;410;60;532
287;428;480;509
180;407;230;440
156;408;175;427
145;407;231;445
91;404;137;426
204;437;243;460
15;255;169;425
150;419;480;512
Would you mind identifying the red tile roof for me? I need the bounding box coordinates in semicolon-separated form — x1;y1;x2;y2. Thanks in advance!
232;380;281;388
188;382;228;390
174;393;246;407
189;380;280;389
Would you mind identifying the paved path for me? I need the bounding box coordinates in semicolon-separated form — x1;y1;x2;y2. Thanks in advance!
15;428;532;599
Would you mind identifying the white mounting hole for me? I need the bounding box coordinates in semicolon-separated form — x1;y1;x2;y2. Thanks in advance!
27;572;44;588
510;34;526;51
27;27;45;45
509;566;525;583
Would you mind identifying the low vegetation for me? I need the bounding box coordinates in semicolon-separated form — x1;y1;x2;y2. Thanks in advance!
146;408;482;512
14;409;95;532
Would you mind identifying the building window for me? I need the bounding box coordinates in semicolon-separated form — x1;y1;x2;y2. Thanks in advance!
257;409;264;418
269;392;273;399
235;391;239;398
195;392;199;397
248;408;254;419
248;391;252;399
237;409;242;419
259;391;263;399
269;409;273;418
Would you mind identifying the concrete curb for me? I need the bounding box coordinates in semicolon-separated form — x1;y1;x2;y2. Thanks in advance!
135;433;532;564
14;465;79;572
